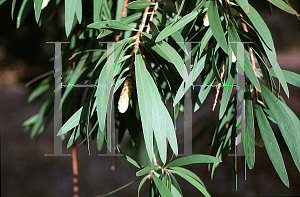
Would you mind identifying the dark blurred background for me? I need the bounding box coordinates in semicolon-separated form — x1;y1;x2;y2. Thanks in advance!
1;0;300;196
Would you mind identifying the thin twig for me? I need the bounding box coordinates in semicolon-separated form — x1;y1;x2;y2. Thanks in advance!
176;0;185;21
135;1;150;48
153;150;158;165
212;63;225;111
72;143;79;197
146;0;160;33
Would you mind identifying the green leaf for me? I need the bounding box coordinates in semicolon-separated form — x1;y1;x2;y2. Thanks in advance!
30;96;53;138
117;146;143;168
155;41;188;82
88;20;137;31
97;179;141;197
199;28;212;58
194;68;215;112
23;114;39;129
75;0;82;24
93;0;102;22
164;104;179;156
67;127;77;148
34;0;43;23
244;83;255;169
248;4;274;51
11;0;17;19
261;85;300;172
138;175;148;197
260;36;289;97
57;102;90;136
219;54;234;119
170;174;183;196
236;0;249;14
97;127;105;151
169;167;205;187
207;1;228;54
269;69;300;88
119;12;142;24
126;1;155;9
170;184;183;197
65;0;77;37
135;49;153;162
136;48;177;164
0;0;6;5
151;173;173;197
173;54;206;107
155;11;199;42
27;83;50;103
171;171;211;197
27;78;51;103
16;0;33;29
107;20;137;31
136;165;160;177
247;5;289;97
166;155;221;168
95;63;108;133
267;0;299;15
255;104;289;187
244;50;261;92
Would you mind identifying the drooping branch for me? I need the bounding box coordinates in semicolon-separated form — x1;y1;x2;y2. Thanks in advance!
135;1;150;48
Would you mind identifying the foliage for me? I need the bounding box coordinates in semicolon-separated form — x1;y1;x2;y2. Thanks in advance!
3;0;300;196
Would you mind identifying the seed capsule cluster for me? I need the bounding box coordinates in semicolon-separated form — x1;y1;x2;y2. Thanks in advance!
118;75;134;113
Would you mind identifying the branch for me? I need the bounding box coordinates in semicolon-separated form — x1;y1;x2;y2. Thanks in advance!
146;0;160;33
72;143;79;197
135;1;150;48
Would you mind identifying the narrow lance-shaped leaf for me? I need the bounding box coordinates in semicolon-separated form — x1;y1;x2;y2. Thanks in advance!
269;69;300;88
166;155;221;168
248;4;289;97
57;102;90;136
75;0;82;24
65;0;77;37
208;1;228;54
154;41;188;81
261;85;300;172
236;0;249;14
255;104;289;187
173;54;206;107
97;179;141;197
135;49;153;162
126;1;155;9
267;0;299;15
171;171;211;197
33;0;43;23
16;0;33;28
93;0;102;22
136;165;160;177
155;11;200;42
151;173;173;197
244;82;255;169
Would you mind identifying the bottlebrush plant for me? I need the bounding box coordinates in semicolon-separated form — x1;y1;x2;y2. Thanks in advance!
4;0;300;196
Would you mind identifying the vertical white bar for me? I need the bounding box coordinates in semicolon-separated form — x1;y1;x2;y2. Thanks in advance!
46;41;71;156
183;42;193;156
